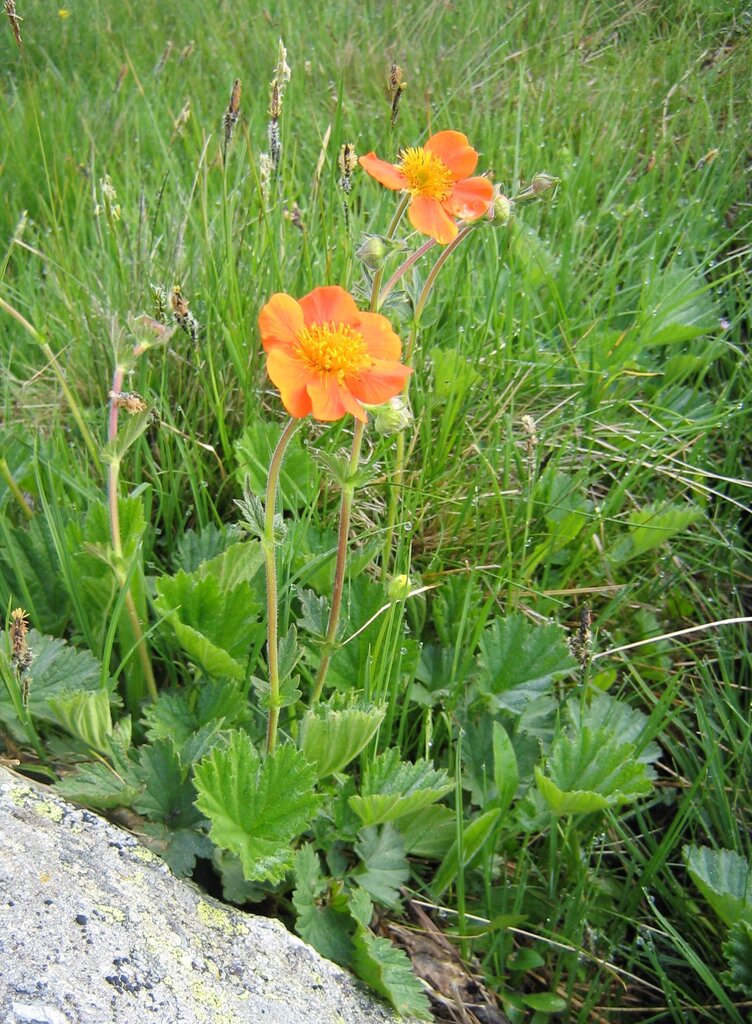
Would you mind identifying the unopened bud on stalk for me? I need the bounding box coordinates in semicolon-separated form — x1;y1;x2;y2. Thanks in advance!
488;190;513;226
515;173;560;202
372;395;413;435
531;173;559;194
356;234;389;270
387;574;413;603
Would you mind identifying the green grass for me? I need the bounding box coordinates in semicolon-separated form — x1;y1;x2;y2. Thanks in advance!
1;1;751;1020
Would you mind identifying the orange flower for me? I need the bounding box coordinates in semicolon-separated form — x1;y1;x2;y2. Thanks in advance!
259;286;412;423
359;131;494;245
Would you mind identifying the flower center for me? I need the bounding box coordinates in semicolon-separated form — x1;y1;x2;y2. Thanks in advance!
398;147;454;201
295;322;369;382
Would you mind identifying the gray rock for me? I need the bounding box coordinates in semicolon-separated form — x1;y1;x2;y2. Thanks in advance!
0;767;415;1024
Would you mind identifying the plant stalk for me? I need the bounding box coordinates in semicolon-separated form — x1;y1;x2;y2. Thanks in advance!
311;418;365;703
380;223;476;574
369;193;410;312
263;417;299;754
107;368;158;703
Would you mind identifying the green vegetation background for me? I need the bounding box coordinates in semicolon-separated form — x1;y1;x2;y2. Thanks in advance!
1;1;750;1021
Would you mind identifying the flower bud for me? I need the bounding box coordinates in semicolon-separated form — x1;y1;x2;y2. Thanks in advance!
489;191;513;226
515;173;560;202
356;234;389;270
387;574;413;602
530;173;560;194
372;395;412;435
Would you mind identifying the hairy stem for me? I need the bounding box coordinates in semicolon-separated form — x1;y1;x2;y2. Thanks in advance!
311;417;366;704
107;366;158;703
263;417;299;754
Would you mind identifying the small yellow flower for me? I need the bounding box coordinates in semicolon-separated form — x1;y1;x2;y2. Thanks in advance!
58;8;71;18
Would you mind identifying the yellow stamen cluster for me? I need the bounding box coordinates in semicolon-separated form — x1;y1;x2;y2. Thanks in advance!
398;147;453;201
296;322;369;382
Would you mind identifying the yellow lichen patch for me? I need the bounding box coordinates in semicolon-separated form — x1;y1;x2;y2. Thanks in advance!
196;899;248;936
131;844;159;864
189;976;248;1023
31;797;64;822
93;903;126;925
8;787;30;807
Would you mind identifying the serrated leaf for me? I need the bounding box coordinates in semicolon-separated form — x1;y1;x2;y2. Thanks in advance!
234;420;319;511
394;803;456;858
234;479;266;540
0;516;71;634
300;702;385;778
0;629;108;729
638;267;718;348
684;845;752;927
180;721;224;766
210;848;269;905
328;578;418;689
610;503;703;564
349;886;375;930
174;524;242;574
47;688;112;752
194;731;322;883
155;564;262;679
477;615;577;715
293;846;354;966
349;888;432;1021
278;624;301;682
431;809;501;898
298;588;330;638
536;726;653;816
68;496;146;572
354;824;408;909
134;739;200;828
196;540;265;591
55;761;139;809
722;919;752;995
196;678;250;729
141;823;214;876
251;673;302;711
142;690;196;746
101;411;150;463
349;749;452;827
569;691;661;765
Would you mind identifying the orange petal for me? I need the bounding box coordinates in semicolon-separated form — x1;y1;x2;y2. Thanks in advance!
258;293;305;351
298;285;359;327
347;361;412;405
266;348;313;418
356;311;403;362
444;176;494;220
307;375;366;422
359;152;408;191
424;131;478;180
408;195;458;244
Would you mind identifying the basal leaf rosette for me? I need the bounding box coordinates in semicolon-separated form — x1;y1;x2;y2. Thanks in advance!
359;130;494;244
258;285;411;423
